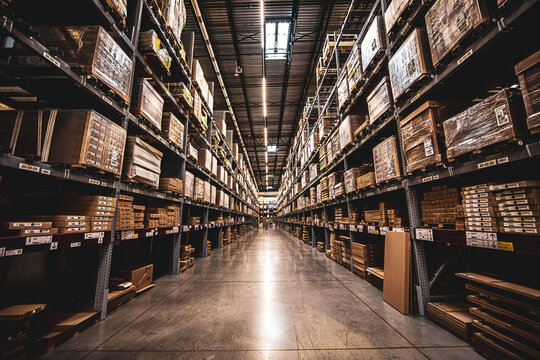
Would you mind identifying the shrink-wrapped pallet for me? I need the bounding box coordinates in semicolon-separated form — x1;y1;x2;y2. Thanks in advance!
211;185;217;204
400;101;465;172
123;137;163;187
443;89;526;159
167;82;193;108
388;28;432;100
367;77;393;125
373;136;402;184
184;172;194;198
48;110;126;176
37;26;132;102
132;78;164;131
161;113;184;149
344;168;361;193
194;177;205;201
161;0;187;45
198;148;212;171
337;72;349;109
384;0;410;35
138;30;172;73
361;16;386;71
425;0;489;66
347;44;362;90
204;181;211;203
339;115;367;149
515;50;540;134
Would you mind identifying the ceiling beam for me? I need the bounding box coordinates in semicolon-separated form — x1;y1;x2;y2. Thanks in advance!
280;0;336;184
271;0;299;189
225;0;265;186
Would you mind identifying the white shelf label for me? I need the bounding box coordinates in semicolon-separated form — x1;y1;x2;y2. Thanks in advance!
0;248;5;257
121;230;134;240
466;237;498;250
70;242;81;248
393;227;405;233
416;228;434;241
85;232;105;240
380;226;389;235
368;225;376;234
358;225;364;232
97;238;103;244
145;230;155;237
6;249;23;256
172;226;179;233
466;231;497;241
41;168;51;175
50;242;58;250
350;225;355;231
477;159;497;169
43;51;61;67
26;236;53;245
183;226;189;232
19;163;40;172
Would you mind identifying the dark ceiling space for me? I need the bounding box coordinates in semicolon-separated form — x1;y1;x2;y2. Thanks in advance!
185;0;373;190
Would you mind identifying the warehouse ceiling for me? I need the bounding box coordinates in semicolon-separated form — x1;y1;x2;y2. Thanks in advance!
185;0;374;190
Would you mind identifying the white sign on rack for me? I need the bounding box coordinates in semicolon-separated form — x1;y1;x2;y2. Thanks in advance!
415;228;434;241
466;231;498;250
26;236;53;245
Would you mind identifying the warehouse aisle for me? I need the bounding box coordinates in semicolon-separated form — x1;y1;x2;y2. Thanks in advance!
41;229;484;360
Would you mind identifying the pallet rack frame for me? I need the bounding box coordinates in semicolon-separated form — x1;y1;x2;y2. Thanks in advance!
0;0;259;320
276;0;540;315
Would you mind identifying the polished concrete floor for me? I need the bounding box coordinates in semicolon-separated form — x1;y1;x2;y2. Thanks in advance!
41;229;485;360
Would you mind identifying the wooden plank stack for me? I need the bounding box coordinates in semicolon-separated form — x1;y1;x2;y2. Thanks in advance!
421;185;464;228
456;272;540;359
352;242;379;278
117;194;135;230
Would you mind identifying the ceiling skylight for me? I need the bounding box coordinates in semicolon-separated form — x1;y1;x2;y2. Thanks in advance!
265;21;290;60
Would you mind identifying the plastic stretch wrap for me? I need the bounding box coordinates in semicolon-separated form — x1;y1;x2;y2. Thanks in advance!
373;136;401;184
139;30;172;72
361;16;386;71
344;168;361;193
211;185;217;204
132;79;164;130
161;113;184;149
37;26;132;102
337;73;349;108
400;101;465;172
184;171;194;198
123;163;160;187
198;148;212;171
367;77;393;125
515;50;540;133
194;178;205;201
425;0;489;66
204;181;211;203
104;0;127;21
123;137;163;187
161;0;186;44
48;110;126;176
339;115;366;149
384;0;409;35
388;28;432;101
443;89;526;159
310;163;319;182
347;45;362;90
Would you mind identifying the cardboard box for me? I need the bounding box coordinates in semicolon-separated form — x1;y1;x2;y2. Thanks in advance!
37;26;132;102
339;115;367;149
388;28;433;100
184;171;194;198
121;264;153;291
161;113;185;149
123;137;163;187
48;110;126;176
132;78;164;130
384;0;410;35
373;136;402;184
383;231;411;314
367;77;393;125
515;50;540;133
400;101;466;172
361;16;386;71
425;0;490;66
443;89;526;159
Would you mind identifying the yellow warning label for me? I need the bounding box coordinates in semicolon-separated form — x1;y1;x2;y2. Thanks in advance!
498;241;514;252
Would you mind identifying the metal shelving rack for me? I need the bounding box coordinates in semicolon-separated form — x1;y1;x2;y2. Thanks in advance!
0;0;259;320
276;0;540;315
